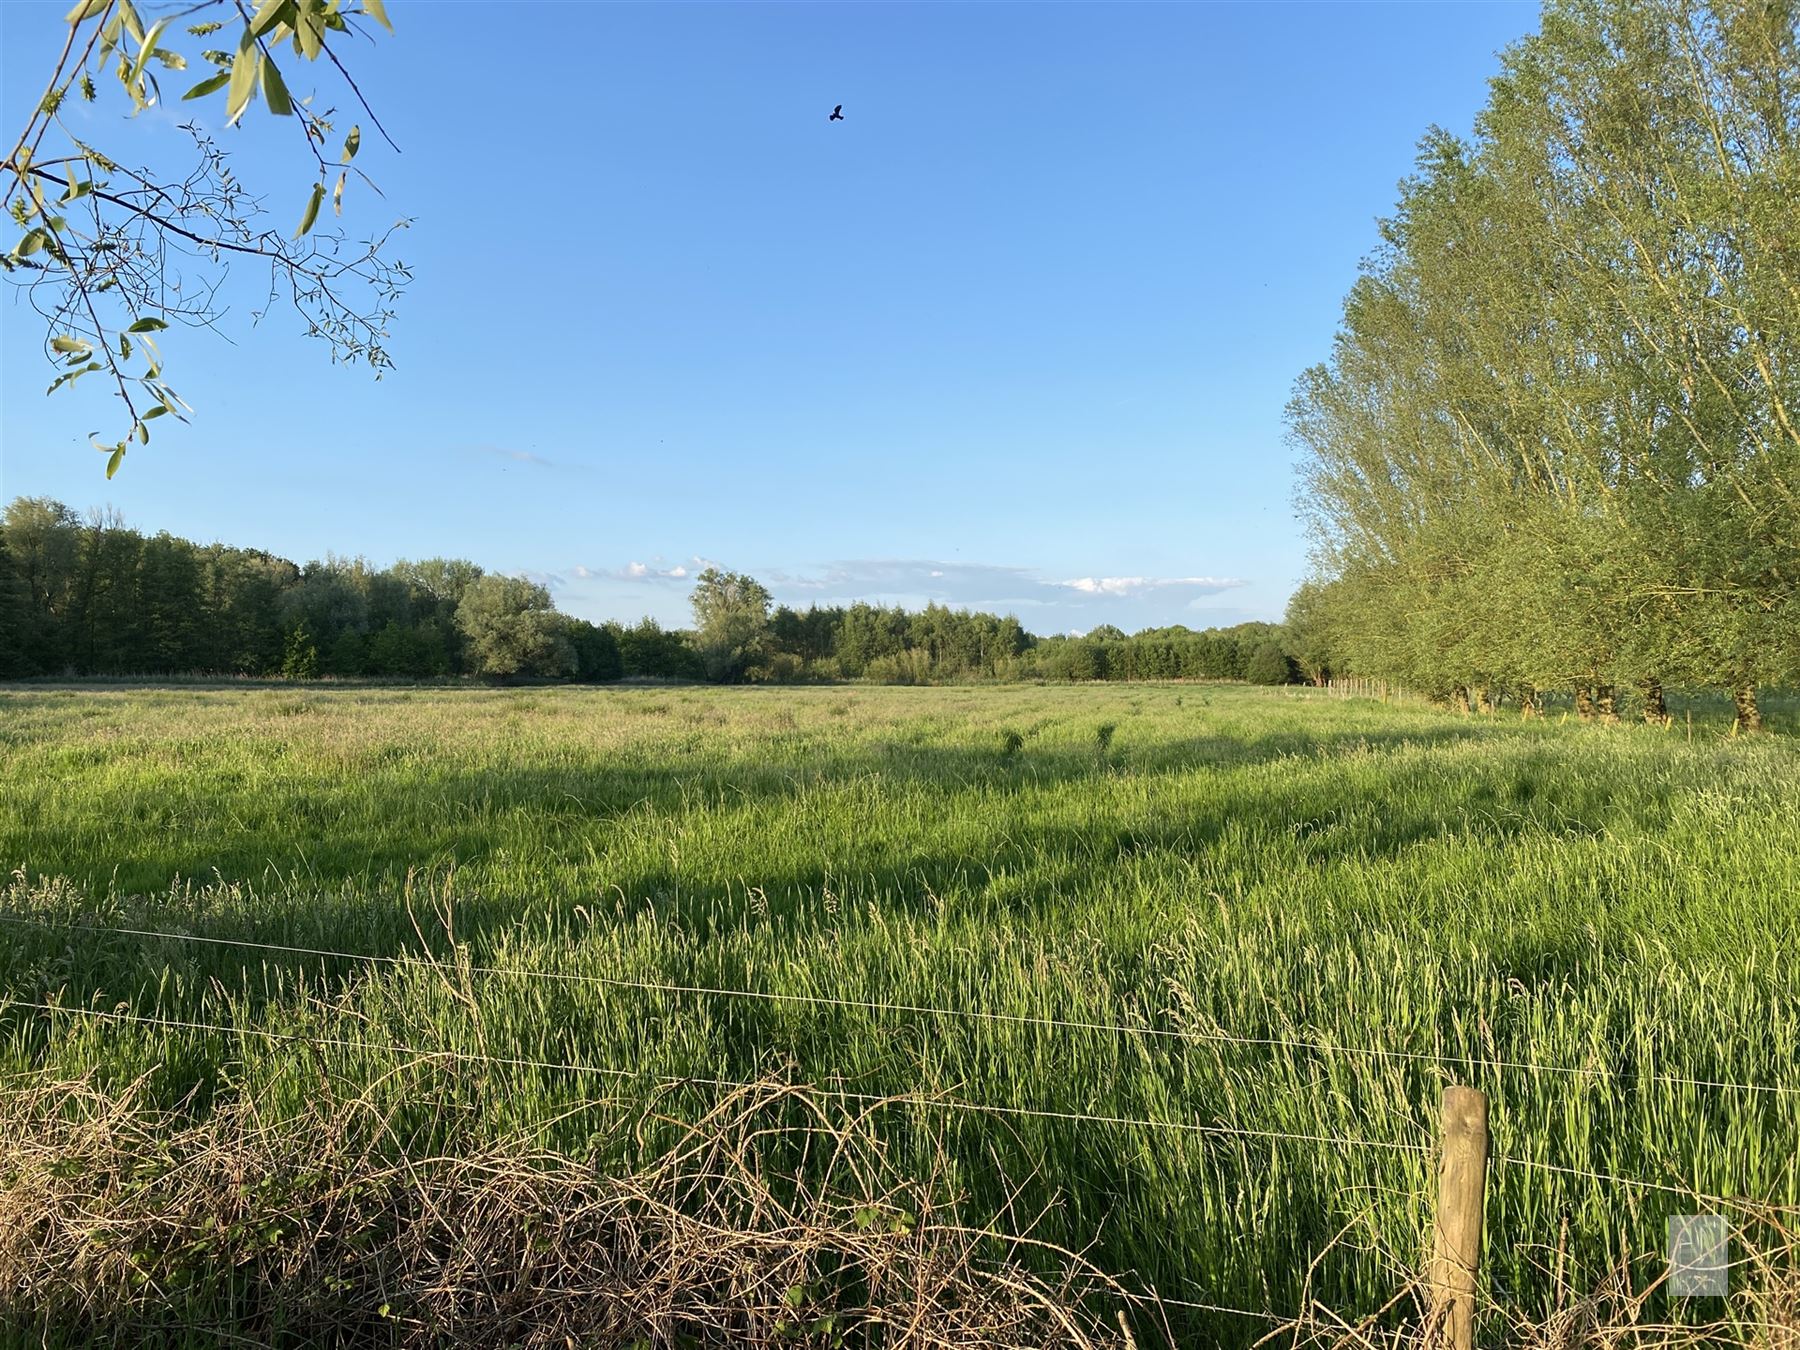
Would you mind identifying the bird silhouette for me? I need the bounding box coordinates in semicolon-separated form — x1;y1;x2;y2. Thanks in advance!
829;105;844;121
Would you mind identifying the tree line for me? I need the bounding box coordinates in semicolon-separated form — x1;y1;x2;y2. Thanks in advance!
0;497;1303;686
1287;0;1799;730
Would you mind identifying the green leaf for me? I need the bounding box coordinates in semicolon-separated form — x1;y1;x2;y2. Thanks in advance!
225;32;258;125
16;229;49;257
106;444;125;478
119;333;132;359
65;0;108;24
362;0;392;33
249;0;290;37
332;170;345;216
293;182;324;238
126;317;168;332
293;0;322;59
261;53;293;115
60;178;94;202
128;17;170;89
47;362;101;394
183;70;230;99
51;335;91;354
341;124;360;163
144;404;167;419
136;420;150;444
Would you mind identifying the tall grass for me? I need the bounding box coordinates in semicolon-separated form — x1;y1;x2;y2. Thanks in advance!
2;683;1796;1343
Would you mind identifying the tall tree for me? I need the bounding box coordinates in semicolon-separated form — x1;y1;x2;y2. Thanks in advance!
690;567;772;682
0;530;33;677
1289;0;1800;722
454;575;573;679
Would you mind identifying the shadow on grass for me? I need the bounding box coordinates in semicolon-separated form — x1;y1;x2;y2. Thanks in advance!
22;721;1499;889
1;714;1676;1039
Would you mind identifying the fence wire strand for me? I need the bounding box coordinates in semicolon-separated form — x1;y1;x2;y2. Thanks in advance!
5;994;1777;1267
2;912;1792;1098
4;997;1429;1154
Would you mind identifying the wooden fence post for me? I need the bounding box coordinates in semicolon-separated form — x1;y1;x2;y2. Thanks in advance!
1429;1085;1489;1350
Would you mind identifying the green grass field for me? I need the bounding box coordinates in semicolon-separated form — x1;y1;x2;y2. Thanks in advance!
3;682;1797;1343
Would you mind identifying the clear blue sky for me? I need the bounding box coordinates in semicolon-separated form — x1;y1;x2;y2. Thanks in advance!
1;0;1535;634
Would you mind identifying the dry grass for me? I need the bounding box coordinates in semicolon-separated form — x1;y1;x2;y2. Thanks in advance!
0;1071;1139;1350
1269;1211;1798;1350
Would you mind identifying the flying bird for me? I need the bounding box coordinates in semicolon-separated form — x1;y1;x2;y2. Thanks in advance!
829;104;844;121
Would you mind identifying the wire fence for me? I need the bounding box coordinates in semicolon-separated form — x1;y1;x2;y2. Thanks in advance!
11;993;1767;1329
2;995;1299;1330
1;908;1790;1335
5;997;1434;1157
0;928;1778;1209
2;912;1792;1099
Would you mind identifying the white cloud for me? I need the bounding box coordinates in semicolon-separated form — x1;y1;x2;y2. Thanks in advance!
582;560;696;584
1061;575;1242;598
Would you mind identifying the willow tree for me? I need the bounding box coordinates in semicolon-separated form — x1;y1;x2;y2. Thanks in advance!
2;0;405;476
1498;0;1798;725
1291;0;1799;723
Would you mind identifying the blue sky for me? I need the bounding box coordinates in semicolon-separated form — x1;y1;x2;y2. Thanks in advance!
1;0;1535;634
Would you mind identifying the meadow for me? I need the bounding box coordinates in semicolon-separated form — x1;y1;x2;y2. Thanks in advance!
2;681;1797;1345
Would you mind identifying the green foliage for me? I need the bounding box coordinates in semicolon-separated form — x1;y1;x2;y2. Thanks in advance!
454;576;573;680
690;567;773;683
279;623;317;680
1244;640;1295;686
565;619;623;683
1;683;1796;1342
613;617;704;681
4;0;406;472
0;532;31;678
1289;0;1800;721
1029;622;1295;684
366;619;448;678
1;498;493;680
1282;582;1335;686
325;628;367;678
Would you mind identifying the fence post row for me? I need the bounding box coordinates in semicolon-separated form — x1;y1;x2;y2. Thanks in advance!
1429;1085;1490;1350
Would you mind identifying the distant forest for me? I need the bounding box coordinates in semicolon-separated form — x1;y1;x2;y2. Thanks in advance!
0;497;1299;686
1287;0;1799;732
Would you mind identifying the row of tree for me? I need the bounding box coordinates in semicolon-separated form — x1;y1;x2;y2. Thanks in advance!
682;571;1300;685
0;498;624;682
0;498;1305;686
1287;0;1799;730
